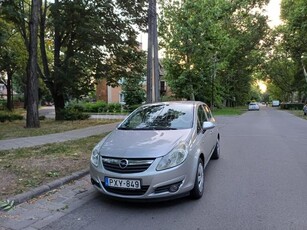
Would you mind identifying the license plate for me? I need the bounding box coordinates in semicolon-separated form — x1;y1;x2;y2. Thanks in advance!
105;177;141;190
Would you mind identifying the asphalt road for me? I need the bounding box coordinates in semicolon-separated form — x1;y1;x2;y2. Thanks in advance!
38;107;307;230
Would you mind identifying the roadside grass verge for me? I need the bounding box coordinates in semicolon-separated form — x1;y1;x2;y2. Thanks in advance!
0;133;107;201
285;109;307;120
212;106;246;116
0;119;120;140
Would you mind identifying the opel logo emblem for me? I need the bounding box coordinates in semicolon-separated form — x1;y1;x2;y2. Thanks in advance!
119;159;129;169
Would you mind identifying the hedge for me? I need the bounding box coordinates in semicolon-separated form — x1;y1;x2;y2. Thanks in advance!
280;103;304;110
0;112;24;122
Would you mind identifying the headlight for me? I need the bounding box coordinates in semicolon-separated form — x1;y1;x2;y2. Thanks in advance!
156;143;188;171
91;147;100;167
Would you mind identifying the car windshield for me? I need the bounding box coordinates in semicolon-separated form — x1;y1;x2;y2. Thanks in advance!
118;103;194;130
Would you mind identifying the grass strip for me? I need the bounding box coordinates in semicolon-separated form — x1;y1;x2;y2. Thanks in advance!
0;119;120;140
0;133;107;200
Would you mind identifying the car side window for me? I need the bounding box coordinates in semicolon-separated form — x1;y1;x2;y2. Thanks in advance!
197;105;207;133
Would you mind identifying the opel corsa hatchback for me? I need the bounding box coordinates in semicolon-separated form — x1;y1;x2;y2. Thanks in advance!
90;101;220;200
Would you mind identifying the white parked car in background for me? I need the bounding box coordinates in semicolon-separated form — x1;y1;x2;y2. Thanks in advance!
248;102;260;111
272;100;280;107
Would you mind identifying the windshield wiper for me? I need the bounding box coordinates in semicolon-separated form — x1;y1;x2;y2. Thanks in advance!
118;127;134;130
118;126;177;130
133;126;177;130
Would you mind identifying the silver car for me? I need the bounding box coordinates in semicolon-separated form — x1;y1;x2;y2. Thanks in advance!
90;101;220;200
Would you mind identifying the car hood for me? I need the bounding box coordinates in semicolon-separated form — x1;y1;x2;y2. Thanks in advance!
98;129;192;158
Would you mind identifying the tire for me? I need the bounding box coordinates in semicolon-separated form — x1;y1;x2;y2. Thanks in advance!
211;138;220;160
190;158;205;199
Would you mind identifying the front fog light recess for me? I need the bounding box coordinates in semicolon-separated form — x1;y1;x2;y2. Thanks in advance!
169;184;180;192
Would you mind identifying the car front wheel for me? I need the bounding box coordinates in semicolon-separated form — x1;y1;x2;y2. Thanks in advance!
190;158;204;199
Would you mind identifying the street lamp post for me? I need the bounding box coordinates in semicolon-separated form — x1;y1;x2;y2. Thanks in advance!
147;0;160;103
211;53;217;109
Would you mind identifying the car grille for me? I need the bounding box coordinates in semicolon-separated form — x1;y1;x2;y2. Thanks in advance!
101;157;155;174
102;182;149;196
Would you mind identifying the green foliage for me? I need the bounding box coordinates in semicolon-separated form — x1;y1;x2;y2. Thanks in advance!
1;0;147;120
62;107;90;121
0;111;23;122
83;101;108;113
65;101;123;113
123;104;141;113
47;0;147;105
65;100;85;112
0;199;14;211
265;0;307;101
280;103;304;110
107;103;122;113
122;74;146;108
47;171;60;178
159;0;270;106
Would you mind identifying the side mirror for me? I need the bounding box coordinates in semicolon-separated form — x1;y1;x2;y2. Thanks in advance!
202;121;215;131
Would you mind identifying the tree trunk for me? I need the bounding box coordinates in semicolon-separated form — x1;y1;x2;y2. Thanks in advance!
26;0;40;128
54;91;65;120
6;70;13;111
52;0;65;120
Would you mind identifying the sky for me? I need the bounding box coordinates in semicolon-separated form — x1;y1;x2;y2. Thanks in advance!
265;0;282;28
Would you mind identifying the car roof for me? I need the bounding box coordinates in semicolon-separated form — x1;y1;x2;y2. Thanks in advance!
142;101;206;107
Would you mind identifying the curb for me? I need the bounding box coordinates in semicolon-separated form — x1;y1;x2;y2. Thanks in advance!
8;169;89;205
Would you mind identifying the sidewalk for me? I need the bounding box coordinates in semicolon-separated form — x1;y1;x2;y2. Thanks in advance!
0;122;119;151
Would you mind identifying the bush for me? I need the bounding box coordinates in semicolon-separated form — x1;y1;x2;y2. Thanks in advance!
280;103;304;110
83;101;108;113
107;103;122;113
0;112;23;122
62;107;90;121
65;101;85;112
66;101;123;114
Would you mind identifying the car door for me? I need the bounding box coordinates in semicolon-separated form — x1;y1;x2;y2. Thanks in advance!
203;105;218;155
196;105;213;165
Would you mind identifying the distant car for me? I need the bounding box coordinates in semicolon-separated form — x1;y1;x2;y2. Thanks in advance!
90;101;220;200
272;100;280;107
248;102;260;111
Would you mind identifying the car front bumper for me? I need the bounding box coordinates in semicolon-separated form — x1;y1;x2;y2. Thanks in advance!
90;155;198;200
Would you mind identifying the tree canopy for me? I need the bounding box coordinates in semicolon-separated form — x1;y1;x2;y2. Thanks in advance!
1;0;148;120
159;0;270;106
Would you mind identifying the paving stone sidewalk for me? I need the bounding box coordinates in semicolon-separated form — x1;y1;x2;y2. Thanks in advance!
0;175;96;230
